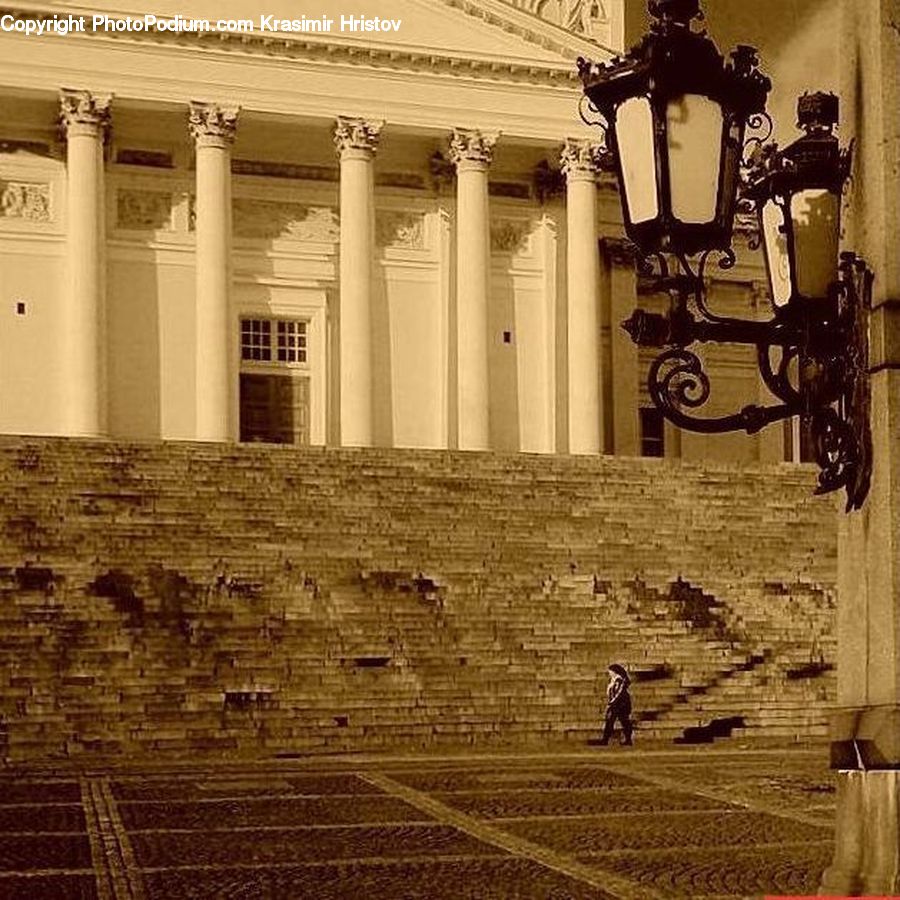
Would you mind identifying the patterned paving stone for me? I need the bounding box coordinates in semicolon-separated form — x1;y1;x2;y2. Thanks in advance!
0;781;82;805
119;796;432;831
0;752;840;899
390;766;645;793
578;843;834;897
0;804;86;832
501;809;832;852
142;858;618;900
434;787;734;818
649;764;837;814
651;760;834;786
0;834;93;871
113;773;381;801
130;824;504;868
0;873;99;899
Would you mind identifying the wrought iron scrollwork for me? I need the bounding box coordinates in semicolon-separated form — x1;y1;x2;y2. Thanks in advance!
811;252;872;510
623;249;873;510
757;343;802;406
702;247;736;273
648;348;795;435
578;94;606;130
741;111;774;167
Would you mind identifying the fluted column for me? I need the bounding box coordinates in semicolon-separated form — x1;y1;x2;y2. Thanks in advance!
189;102;238;442
561;139;604;454
334;117;381;447
60;89;110;437
449;128;496;451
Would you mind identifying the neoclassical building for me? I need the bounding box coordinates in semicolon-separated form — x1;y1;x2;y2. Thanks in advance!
0;0;787;463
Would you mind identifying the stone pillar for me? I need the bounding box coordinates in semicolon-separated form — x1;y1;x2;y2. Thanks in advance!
821;1;900;894
59;89;110;437
334;117;381;447
561;139;604;455
449;128;496;451
189;102;238;442
602;238;640;456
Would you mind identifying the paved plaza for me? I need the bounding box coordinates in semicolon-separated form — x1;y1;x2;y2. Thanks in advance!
0;745;836;899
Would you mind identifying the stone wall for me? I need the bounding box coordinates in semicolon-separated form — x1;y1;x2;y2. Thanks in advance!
0;437;837;759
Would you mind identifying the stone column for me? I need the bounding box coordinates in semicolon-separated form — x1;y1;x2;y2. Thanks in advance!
820;1;900;894
561;139;604;455
59;90;110;437
602;238;640;456
449;128;496;451
189;102;238;442
334;117;381;447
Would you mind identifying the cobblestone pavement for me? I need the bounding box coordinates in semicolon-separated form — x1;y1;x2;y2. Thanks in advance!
0;746;836;899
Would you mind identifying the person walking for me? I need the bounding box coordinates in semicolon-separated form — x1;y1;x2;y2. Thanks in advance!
600;663;633;746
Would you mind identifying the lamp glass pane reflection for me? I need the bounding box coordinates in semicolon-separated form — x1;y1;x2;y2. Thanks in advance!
761;200;791;307
667;94;723;223
616;96;658;224
791;189;840;300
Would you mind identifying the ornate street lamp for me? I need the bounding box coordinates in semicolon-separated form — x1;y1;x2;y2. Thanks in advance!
576;1;872;510
578;0;771;257
745;92;850;309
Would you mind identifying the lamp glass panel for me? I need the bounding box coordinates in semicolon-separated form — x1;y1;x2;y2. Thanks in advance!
717;119;743;222
616;96;658;224
762;200;792;307
791;189;839;299
667;94;723;224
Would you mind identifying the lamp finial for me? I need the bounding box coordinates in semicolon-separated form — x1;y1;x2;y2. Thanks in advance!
647;0;701;26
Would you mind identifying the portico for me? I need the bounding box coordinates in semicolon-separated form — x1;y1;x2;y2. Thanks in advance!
0;0;778;464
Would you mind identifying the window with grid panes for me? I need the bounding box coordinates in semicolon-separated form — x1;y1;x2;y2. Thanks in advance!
239;317;310;446
241;318;307;365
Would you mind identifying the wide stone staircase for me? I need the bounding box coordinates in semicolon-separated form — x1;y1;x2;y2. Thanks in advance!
0;438;837;759
0;562;836;758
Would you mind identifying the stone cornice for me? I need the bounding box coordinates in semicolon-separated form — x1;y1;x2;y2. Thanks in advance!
600;236;638;267
0;4;590;88
437;0;616;59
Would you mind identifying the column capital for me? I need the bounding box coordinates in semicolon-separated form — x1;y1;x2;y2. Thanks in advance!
189;102;239;149
560;139;607;182
449;128;497;171
333;117;383;159
59;89;111;141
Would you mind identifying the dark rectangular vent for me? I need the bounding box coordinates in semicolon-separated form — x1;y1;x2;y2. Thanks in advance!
354;656;390;668
232;159;338;182
489;181;531;199
223;690;273;711
117;149;174;168
0;139;51;157
375;172;425;190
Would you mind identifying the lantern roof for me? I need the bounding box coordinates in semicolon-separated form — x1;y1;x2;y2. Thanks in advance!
744;93;851;201
577;2;770;122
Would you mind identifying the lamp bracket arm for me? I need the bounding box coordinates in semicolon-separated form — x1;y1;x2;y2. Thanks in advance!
647;347;800;435
622;306;800;349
